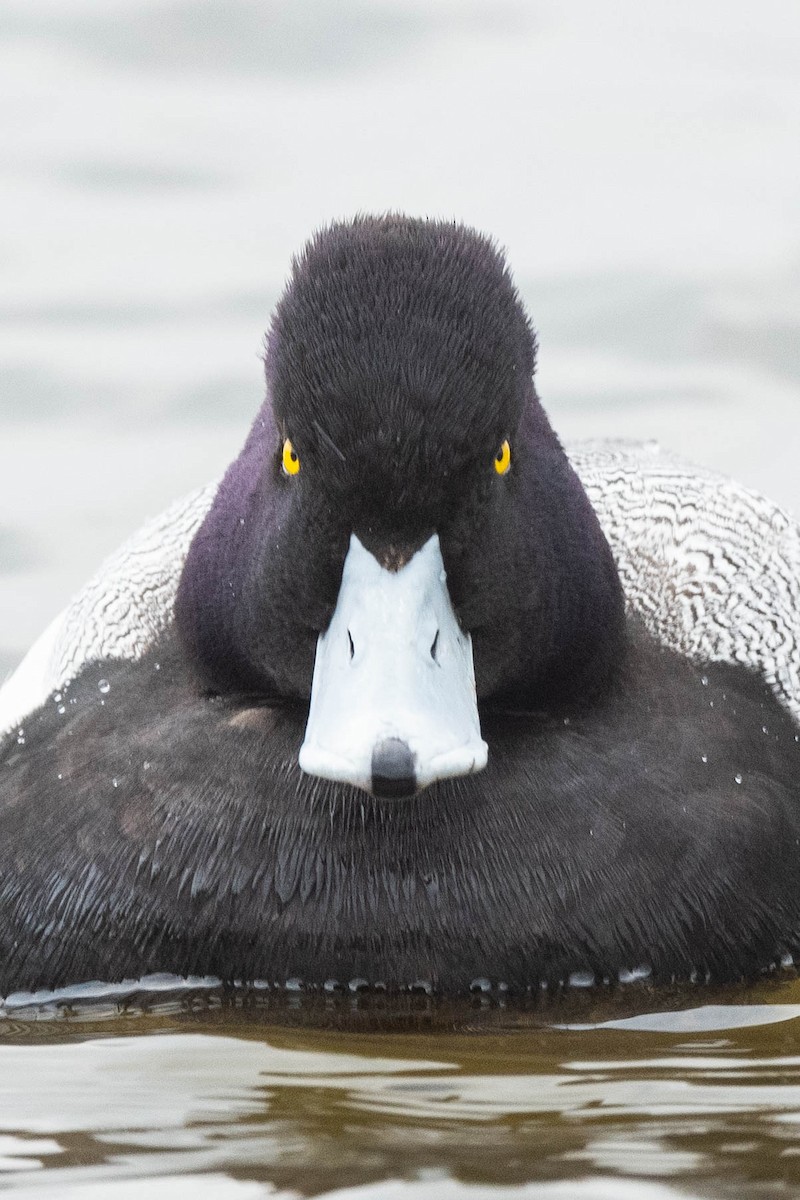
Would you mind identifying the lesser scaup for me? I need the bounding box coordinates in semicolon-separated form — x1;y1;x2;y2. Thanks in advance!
1;215;799;996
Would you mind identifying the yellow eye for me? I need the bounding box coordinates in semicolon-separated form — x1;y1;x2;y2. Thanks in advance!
282;438;300;476
494;439;511;475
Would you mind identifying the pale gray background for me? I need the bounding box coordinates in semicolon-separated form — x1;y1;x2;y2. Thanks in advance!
1;0;799;678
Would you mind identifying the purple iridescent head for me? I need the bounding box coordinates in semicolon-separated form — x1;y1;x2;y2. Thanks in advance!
175;215;624;796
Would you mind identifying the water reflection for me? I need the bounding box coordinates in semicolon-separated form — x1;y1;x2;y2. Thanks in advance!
1;984;800;1197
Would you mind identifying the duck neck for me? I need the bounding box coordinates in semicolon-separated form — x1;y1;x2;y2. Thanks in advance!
480;402;627;714
175;403;301;697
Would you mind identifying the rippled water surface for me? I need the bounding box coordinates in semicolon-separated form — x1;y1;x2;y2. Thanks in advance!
4;984;800;1198
2;0;800;1195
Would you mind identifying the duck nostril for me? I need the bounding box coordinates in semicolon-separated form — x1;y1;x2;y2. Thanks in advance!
347;629;355;661
430;630;440;662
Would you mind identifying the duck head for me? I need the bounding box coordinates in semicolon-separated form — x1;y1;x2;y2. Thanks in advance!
175;215;625;797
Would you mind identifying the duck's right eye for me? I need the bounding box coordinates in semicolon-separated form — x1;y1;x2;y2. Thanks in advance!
282;438;301;476
494;439;511;475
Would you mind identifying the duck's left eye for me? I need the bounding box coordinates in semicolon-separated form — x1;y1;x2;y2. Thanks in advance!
494;439;511;475
282;438;300;476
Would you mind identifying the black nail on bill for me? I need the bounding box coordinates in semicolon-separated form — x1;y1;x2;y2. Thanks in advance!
371;737;417;799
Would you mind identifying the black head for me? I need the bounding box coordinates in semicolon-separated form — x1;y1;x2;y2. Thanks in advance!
266;213;534;536
176;215;624;713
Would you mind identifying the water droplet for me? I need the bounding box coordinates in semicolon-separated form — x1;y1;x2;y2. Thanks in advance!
53;693;62;703
349;977;369;993
57;773;62;781
16;728;25;745
762;726;769;735
143;761;151;771
568;970;595;988
323;979;340;993
781;952;794;969
618;965;652;984
701;675;709;686
563;717;570;726
57;705;66;715
409;979;433;995
98;679;110;694
701;754;708;764
734;773;743;785
285;977;302;991
154;663;161;671
470;977;491;993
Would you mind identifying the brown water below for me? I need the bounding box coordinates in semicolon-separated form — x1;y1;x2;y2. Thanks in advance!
3;980;800;1198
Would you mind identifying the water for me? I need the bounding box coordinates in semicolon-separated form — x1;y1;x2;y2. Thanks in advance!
4;983;800;1198
1;0;800;1194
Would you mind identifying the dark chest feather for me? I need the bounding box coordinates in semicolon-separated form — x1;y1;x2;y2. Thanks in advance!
1;628;799;993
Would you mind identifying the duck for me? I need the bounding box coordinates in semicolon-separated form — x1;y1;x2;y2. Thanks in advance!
1;214;800;998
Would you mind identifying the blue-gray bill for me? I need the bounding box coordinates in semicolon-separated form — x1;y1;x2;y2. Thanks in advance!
298;533;488;797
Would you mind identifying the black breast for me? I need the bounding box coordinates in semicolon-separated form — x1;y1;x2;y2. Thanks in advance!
1;623;800;995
